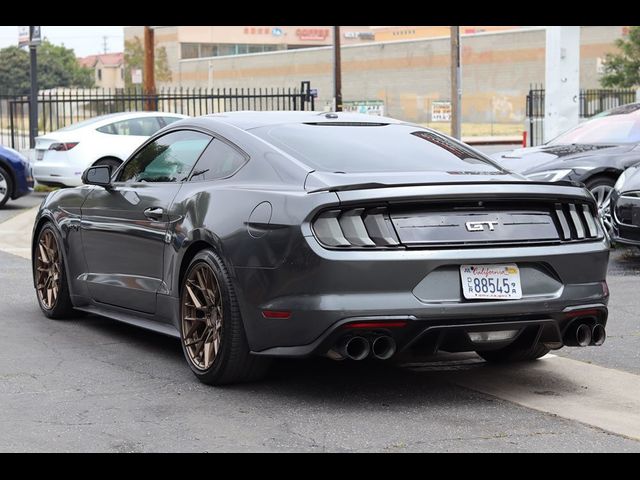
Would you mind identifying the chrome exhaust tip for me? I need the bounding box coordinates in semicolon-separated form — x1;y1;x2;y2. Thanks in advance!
575;323;592;347
371;336;396;360
592;324;606;346
564;322;592;347
336;336;370;361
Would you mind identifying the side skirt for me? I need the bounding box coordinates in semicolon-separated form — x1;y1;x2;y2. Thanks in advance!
75;303;180;338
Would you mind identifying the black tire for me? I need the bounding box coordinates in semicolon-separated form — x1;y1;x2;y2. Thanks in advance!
33;223;76;319
476;343;550;363
93;157;122;176
180;249;271;385
0;165;13;208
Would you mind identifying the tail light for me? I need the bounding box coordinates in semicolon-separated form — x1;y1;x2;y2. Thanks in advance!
49;142;79;151
312;207;400;248
554;202;602;240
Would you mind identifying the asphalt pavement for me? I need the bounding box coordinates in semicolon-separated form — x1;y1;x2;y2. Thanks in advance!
0;250;638;452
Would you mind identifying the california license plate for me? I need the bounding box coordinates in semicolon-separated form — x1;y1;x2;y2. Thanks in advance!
460;264;522;300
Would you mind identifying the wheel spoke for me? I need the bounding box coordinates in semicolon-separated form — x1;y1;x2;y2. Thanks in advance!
36;230;63;310
181;262;224;371
186;284;202;309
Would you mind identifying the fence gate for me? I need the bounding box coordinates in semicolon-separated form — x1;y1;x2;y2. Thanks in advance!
0;81;315;151
526;86;638;147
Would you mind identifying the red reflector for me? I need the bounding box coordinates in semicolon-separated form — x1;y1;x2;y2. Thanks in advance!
344;321;408;329
262;310;291;319
564;308;602;319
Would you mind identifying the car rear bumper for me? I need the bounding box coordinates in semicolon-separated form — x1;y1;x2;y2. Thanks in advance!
33;163;83;187
234;237;610;356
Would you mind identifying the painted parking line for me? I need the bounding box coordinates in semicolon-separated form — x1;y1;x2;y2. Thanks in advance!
0;207;38;260
422;354;640;441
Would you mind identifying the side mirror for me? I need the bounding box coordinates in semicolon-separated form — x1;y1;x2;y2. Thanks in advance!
82;165;112;188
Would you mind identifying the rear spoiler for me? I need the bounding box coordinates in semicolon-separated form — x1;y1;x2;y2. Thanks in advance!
307;179;582;194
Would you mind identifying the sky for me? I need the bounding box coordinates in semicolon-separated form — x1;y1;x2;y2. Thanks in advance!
0;26;125;57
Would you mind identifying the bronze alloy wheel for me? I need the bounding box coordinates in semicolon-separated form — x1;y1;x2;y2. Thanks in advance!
181;263;224;371
35;229;62;310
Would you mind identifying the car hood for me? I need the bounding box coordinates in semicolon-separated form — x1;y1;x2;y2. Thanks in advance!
304;169;529;192
492;143;634;175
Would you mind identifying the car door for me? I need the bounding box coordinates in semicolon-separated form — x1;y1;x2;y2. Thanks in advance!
80;129;212;314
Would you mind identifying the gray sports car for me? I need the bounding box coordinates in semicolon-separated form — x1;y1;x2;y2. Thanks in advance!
32;112;610;385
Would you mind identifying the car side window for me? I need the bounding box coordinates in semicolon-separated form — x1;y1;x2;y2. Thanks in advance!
117;130;212;183
97;117;162;136
188;138;248;182
161;116;182;127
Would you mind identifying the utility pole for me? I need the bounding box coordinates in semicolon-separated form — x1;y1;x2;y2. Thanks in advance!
28;26;40;149
450;26;462;139
333;26;342;112
143;26;155;110
102;36;108;54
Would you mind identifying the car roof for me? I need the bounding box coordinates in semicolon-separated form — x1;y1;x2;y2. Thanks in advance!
598;102;640;117
50;111;189;134
191;111;408;131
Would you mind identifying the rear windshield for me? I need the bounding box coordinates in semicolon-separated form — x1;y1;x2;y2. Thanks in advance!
250;123;504;173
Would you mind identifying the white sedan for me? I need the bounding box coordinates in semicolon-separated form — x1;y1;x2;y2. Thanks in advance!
33;111;188;187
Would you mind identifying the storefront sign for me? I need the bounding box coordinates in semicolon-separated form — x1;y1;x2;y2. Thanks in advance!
296;28;330;41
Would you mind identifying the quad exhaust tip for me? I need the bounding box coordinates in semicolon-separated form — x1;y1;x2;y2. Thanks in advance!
330;335;397;361
564;322;606;347
575;323;592;347
371;336;397;360
337;336;370;361
592;324;606;346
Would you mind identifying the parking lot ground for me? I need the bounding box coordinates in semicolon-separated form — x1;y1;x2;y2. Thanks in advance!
0;246;639;452
0;192;46;224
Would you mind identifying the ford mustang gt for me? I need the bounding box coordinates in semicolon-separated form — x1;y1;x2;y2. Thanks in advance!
32;112;610;385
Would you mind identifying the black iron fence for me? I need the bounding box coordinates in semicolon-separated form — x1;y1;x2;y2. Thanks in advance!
0;81;315;151
526;86;638;146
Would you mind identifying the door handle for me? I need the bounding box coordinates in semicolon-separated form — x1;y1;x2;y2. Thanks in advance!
144;207;164;221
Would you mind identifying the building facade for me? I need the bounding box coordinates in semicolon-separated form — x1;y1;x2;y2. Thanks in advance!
123;26;376;86
173;26;629;125
78;53;125;89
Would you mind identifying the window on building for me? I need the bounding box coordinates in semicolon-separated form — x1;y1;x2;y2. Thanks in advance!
120;68;124;80
181;43;200;59
97;69;102;81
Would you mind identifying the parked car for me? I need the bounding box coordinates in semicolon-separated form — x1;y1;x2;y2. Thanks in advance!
492;103;640;231
609;164;640;246
32;111;188;187
32;112;610;385
0;144;34;208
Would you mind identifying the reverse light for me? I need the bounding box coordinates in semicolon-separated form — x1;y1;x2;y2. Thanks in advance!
49;142;79;151
468;330;519;343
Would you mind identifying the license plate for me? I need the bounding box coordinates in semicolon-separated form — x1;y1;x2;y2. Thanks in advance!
460;264;522;300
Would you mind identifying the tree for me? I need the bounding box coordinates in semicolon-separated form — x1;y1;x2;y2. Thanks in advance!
0;40;94;94
124;36;172;89
600;26;640;88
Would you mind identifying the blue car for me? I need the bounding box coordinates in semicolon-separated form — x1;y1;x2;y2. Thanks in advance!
0;145;34;208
